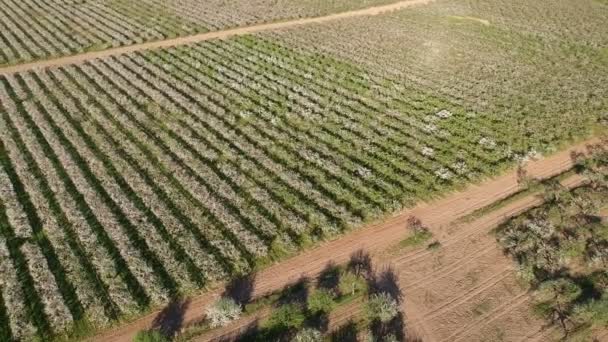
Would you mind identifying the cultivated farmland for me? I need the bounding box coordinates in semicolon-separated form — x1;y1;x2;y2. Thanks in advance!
0;37;511;337
0;36;519;339
0;0;607;341
270;0;608;152
0;0;396;65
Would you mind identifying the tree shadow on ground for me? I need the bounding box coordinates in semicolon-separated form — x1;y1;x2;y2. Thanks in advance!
348;249;373;279
368;265;403;304
277;276;310;306
370;311;406;341
330;320;358;342
318;261;341;293
570;150;587;173
223;273;256;305
150;298;191;339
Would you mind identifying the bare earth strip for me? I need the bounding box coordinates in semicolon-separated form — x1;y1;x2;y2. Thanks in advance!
91;139;599;342
0;0;432;75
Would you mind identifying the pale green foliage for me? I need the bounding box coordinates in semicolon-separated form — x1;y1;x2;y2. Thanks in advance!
266;304;306;330
292;327;322;342
307;289;335;314
338;272;367;297
365;293;399;323
573;295;608;326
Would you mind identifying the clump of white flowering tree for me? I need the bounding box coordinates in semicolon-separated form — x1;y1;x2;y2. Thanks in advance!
365;292;399;323
292;327;322;342
205;297;242;328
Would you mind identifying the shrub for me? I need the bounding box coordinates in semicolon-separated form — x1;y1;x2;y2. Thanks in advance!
292;327;322;342
307;289;335;314
338;271;367;297
427;241;442;250
406;216;425;233
533;278;581;332
266;303;305;330
400;229;432;248
365;293;399;323
205;297;242;328
132;330;168;342
573;294;608;327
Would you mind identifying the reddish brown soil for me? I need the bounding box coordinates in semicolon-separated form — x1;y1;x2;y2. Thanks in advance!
91;139;598;342
393;174;586;341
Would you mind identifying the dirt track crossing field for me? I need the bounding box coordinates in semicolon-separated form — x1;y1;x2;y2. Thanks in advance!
91;140;597;342
394;175;585;341
2;0;606;340
0;0;432;75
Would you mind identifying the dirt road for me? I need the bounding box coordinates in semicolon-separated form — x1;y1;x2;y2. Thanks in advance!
394;174;585;341
184;174;586;342
91;139;598;342
0;0;432;75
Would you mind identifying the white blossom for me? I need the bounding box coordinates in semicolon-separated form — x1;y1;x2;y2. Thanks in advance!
421;146;435;157
435;167;453;180
452;161;468;175
435;109;453;119
478;137;497;150
356;166;373;179
206;297;242;328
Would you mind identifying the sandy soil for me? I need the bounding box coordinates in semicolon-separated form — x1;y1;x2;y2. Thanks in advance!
394;174;586;342
0;0;433;75
90;139;599;342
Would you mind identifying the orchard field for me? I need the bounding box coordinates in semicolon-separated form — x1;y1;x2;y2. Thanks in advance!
270;0;608;153
497;145;608;340
0;0;607;340
0;0;395;65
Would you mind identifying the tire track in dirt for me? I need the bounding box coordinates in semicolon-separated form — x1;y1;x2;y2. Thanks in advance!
397;244;498;289
91;139;597;342
447;293;530;342
391;173;585;269
0;0;433;75
522;325;556;342
418;268;514;321
399;175;588;342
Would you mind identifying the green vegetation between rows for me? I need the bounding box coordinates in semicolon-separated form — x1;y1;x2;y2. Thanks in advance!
1;1;607;338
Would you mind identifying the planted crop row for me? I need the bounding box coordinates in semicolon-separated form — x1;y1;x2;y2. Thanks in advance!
0;0;399;65
270;0;608;155
0;34;557;338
